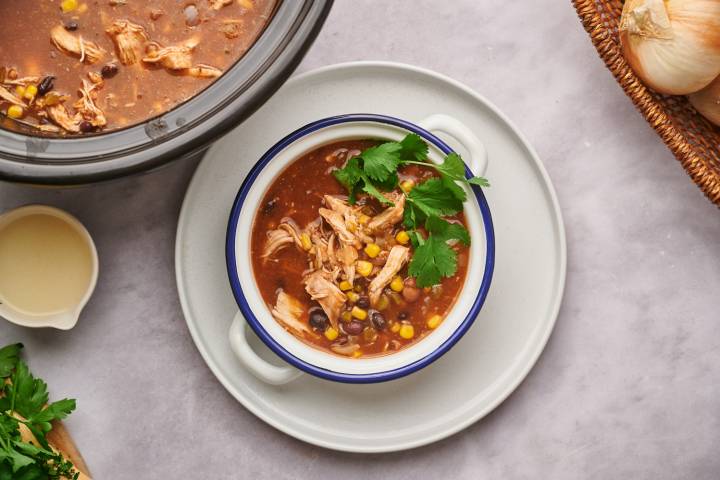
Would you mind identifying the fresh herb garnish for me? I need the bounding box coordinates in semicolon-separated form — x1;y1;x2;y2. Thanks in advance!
0;343;79;480
333;134;489;287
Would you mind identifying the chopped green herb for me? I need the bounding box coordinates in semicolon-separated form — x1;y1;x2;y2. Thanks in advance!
332;133;489;287
0;344;79;480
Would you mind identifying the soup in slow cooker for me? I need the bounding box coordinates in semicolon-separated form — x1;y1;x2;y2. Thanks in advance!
0;0;276;135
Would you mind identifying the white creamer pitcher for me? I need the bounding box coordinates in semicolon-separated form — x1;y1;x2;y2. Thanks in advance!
0;205;98;330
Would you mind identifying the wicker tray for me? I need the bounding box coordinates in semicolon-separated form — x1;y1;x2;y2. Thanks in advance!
573;0;720;206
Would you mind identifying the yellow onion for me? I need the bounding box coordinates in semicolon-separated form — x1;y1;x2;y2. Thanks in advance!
689;75;720;125
619;0;720;95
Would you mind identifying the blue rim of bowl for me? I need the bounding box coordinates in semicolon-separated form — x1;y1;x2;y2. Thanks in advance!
226;113;495;383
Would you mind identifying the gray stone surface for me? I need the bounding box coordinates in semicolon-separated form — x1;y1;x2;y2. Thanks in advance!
1;0;720;478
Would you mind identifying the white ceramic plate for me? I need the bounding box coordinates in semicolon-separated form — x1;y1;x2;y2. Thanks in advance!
175;61;566;453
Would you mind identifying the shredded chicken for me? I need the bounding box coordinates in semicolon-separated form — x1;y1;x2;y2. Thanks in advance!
47;104;80;133
338;245;358;286
209;0;233;9
271;291;317;338
368;192;406;232
3;76;41;87
324;195;351;215
185;64;223;78
304;271;346;330
220;19;244;39
331;343;360;356
50;25;105;64
368;246;410;306
74;80;107;127
319;207;360;248
0;85;24;106
142;40;197;70
106;20;149;65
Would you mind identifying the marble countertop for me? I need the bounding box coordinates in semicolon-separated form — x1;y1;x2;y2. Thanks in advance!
1;0;719;478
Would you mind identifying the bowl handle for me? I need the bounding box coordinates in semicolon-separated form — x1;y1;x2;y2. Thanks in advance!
228;312;303;385
418;114;488;176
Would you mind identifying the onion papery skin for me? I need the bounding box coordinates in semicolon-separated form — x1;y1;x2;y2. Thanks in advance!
620;0;720;95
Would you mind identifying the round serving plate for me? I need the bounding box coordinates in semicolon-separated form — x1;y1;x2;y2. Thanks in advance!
175;61;566;452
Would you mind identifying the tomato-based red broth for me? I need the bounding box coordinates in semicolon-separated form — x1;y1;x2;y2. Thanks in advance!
251;140;470;358
0;0;275;135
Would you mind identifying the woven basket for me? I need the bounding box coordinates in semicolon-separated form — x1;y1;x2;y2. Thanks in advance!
572;0;720;206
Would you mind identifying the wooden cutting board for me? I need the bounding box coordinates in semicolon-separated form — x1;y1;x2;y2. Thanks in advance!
47;421;91;479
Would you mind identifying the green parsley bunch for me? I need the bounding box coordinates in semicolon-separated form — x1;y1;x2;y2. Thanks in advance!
0;343;79;480
333;134;489;287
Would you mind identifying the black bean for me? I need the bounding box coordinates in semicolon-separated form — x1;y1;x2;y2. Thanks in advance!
308;309;329;331
344;321;364;336
64;21;79;31
370;311;386;330
101;64;119;79
79;121;94;133
262;197;278;215
356;296;370;309
397;311;409;320
37;76;55;96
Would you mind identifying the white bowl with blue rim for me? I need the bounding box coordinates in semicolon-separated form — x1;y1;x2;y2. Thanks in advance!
226;113;494;384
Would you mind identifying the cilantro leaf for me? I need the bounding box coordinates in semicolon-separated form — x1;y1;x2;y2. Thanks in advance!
441;175;467;202
0;344;22;378
8;361;49;419
333;157;362;191
360;174;393;205
26;400;76;434
408;235;458;287
468;176;490;187
434;152;466;180
425;215;471;246
402;202;422;229
433;152;490;190
0;447;34;473
399;134;428;161
360;143;402;182
407;178;463;218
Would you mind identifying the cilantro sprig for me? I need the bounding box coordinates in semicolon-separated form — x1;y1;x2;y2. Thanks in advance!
0;343;79;480
333;134;489;287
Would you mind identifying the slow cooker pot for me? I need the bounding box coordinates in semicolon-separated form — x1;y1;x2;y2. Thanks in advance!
0;1;333;185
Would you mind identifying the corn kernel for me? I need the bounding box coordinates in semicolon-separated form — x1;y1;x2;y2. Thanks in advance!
6;105;23;119
390;276;404;292
400;179;415;193
395;230;410;245
399;324;415;339
238;0;255;9
347;222;356;233
324;327;338;341
339;280;353;291
353;284;363;293
60;0;78;12
23;85;37;101
77;2;88;13
341;311;352;322
364;243;381;258
352;350;363;358
351;306;367;320
376;294;390;311
427;314;443;329
15;86;25;98
358;214;370;225
391;322;400;333
299;233;312;251
346;291;359;303
356;260;373;277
